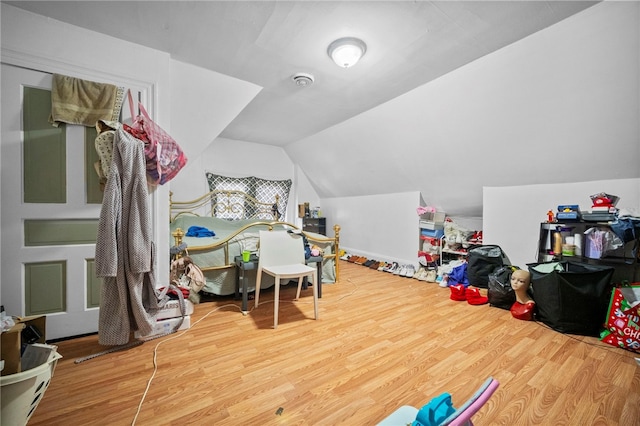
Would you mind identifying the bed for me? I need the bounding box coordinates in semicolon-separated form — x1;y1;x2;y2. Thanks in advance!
169;189;340;296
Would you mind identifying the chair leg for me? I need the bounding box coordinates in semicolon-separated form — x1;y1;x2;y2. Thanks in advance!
312;270;318;320
254;268;262;308
295;276;304;300
274;276;280;329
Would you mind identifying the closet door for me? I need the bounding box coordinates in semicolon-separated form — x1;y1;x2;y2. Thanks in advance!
1;64;112;340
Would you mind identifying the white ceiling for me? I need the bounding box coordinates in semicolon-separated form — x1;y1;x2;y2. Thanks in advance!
5;1;599;147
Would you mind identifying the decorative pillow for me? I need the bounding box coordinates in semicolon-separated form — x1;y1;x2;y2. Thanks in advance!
205;173;291;220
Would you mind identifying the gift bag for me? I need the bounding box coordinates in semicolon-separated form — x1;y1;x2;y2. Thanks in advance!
600;284;640;352
124;90;187;185
527;261;614;336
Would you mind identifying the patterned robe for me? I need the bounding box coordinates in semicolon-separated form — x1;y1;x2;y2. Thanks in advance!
95;125;158;345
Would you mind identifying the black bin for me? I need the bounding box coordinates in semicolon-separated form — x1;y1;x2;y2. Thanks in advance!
527;261;614;336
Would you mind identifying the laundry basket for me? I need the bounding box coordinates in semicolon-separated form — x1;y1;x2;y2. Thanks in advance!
1;351;62;426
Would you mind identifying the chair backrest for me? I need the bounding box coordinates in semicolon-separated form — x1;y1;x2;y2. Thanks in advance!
440;377;499;426
258;230;305;268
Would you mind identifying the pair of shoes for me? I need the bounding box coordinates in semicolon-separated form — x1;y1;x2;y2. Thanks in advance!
450;284;467;301
450;285;489;305
414;267;436;282
466;287;489;305
438;275;449;288
364;260;379;269
384;262;399;273
402;265;416;278
413;267;427;280
469;231;483;244
393;264;404;276
424;269;437;282
377;262;389;272
339;251;350;261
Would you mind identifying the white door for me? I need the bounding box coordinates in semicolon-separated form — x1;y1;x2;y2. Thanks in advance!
1;64;103;339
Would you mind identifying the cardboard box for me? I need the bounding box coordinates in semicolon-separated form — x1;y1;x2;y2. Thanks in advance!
419;211;446;224
1;315;46;376
156;299;194;321
419;220;445;231
134;315;190;339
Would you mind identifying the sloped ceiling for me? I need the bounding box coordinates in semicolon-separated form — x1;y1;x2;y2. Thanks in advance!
7;1;614;216
5;1;598;146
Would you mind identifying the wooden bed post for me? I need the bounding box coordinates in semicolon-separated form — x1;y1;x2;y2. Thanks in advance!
171;227;185;260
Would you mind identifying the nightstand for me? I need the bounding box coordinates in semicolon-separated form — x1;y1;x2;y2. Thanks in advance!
303;217;326;235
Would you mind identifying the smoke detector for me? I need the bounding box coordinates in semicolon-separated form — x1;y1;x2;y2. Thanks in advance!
291;73;314;87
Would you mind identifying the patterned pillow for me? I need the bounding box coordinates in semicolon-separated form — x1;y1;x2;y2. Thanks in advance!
205;173;291;220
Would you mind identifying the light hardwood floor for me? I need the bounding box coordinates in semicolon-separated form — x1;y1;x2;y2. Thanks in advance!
28;261;640;425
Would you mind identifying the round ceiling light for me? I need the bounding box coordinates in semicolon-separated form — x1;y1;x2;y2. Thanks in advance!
291;72;315;87
327;37;367;68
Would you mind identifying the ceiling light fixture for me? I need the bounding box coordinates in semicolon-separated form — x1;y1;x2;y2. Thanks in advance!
327;37;367;68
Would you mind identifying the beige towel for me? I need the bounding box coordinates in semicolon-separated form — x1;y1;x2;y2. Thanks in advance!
49;74;124;127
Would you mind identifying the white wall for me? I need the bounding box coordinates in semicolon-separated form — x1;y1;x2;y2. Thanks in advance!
322;191;422;266
484;178;640;270
167;61;262;203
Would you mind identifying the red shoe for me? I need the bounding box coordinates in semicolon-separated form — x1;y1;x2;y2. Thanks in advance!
449;284;466;301
466;287;488;305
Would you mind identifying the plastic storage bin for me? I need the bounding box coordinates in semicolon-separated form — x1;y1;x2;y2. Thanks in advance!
1;350;62;426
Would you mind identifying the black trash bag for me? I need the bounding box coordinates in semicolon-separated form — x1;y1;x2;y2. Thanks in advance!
527;261;614;336
467;245;511;289
488;265;520;310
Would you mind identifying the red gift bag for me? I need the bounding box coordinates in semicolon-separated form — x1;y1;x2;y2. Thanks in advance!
600;284;640;352
124;90;187;185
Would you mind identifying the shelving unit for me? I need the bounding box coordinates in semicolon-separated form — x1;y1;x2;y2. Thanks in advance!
537;221;640;284
303;217;326;235
418;212;445;265
438;235;472;265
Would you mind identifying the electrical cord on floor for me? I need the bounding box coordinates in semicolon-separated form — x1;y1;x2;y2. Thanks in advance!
131;303;242;426
131;278;359;425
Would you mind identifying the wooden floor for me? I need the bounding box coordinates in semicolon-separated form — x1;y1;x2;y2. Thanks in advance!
28;261;640;425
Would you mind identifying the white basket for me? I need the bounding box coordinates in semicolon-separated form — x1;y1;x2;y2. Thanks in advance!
1;351;62;426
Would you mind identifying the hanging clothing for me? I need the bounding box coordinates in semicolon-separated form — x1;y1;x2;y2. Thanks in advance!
95;126;158;345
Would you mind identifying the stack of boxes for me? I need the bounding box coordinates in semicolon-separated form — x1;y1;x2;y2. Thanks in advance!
134;298;194;339
582;192;619;222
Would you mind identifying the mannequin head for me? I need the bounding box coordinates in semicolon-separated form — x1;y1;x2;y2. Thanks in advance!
510;269;534;320
510;269;532;304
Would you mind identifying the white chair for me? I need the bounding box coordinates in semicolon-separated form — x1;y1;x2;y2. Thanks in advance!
254;230;319;328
